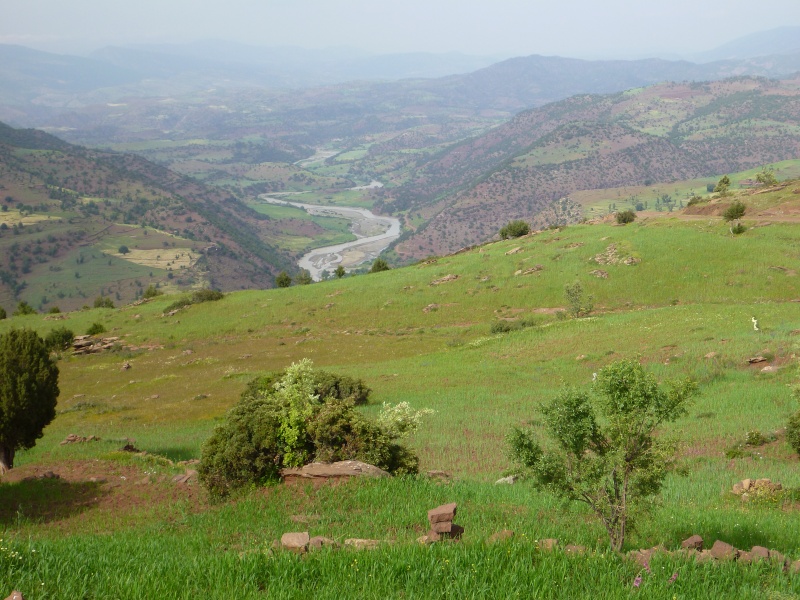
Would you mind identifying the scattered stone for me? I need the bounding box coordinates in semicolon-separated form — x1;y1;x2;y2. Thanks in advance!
425;530;442;543
423;304;440;313
514;265;544;276
750;546;770;561
23;471;60;482
704;352;718;359
428;503;457;525
495;475;517;485
120;443;141;453
505;247;523;255
4;592;24;600
60;434;100;445
696;550;714;563
576;354;587;360
732;478;781;495
239;354;252;359
748;356;767;364
121;362;131;371
761;365;779;373
681;535;703;551
487;530;514;544
309;536;339;550
538;539;559;552
182;349;194;355
770;550;787;570
425;470;451;480
590;269;609;279
88;477;106;483
738;551;754;564
593;244;640;266
417;534;436;546
171;470;198;485
281;532;310;554
431;274;459;286
344;539;380;550
709;540;738;561
150;394;160;400
281;461;389;483
564;544;587;555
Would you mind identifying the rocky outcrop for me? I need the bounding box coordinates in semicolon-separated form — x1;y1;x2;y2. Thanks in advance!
281;461;389;483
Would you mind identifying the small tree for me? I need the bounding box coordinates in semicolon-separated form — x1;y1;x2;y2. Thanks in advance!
294;270;313;285
755;167;778;187
616;210;636;225
143;285;163;299
86;322;106;336
44;326;74;352
0;329;60;472
723;200;746;234
93;296;115;309
369;258;390;273
13;301;36;316
118;245;130;255
276;271;292;288
564;281;593;318
714;175;731;196
499;220;530;239
334;265;346;279
507;359;696;551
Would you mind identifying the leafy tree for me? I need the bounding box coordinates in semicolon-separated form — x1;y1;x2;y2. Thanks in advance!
564;281;593;318
13;301;36;316
507;359;697;551
44;326;74;352
276;271;292;288
0;329;60;472
142;285;163;299
0;307;5;320
714;175;731;196
499;220;530;239
294;270;313;285
334;265;346;278
48;306;61;314
369;258;390;273
86;322;106;336
616;210;636;225
118;245;130;255
93;296;115;309
723;201;746;222
755;167;778;187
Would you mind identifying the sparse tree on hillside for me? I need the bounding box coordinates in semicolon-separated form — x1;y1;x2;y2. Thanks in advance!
118;245;130;255
616;209;636;225
369;258;390;273
755;167;778;187
508;359;697;551
499;220;530;239
276;271;292;288
564;281;593;319
714;175;731;196
13;301;36;316
335;265;346;279
294;270;313;285
0;329;60;472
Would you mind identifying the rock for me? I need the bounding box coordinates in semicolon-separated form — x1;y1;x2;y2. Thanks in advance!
538;539;559;552
770;550;787;570
120;443;141;453
709;540;738;561
751;546;770;561
505;247;523;255
417;534;436;545
732;482;744;495
789;560;800;575
431;521;456;534
150;394;160;400
177;459;200;467
171;470;198;485
564;544;587;555
422;304;440;313
590;269;609;279
681;535;703;551
487;530;514;544
761;365;779;373
448;524;465;540
281;461;389;483
344;539;380;550
494;476;517;485
748;356;767;364
704;352;718;359
430;274;459;286
281;532;310;554
738;551;754;564
136;476;152;485
4;592;24;600
742;478;753;492
426;470;451;480
121;362;131;371
425;530;442;543
309;536;339;550
60;434;100;445
427;503;457;525
696;550;714;563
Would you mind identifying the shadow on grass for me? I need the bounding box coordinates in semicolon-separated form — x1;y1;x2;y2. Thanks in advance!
148;446;198;463
0;478;108;526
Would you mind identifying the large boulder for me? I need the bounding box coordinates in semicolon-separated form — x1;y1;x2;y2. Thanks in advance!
281;532;310;554
281;461;389;483
427;503;457;525
710;540;738;561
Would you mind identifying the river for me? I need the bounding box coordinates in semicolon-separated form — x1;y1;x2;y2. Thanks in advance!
258;194;401;281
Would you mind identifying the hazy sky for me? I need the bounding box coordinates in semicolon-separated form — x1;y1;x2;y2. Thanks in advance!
3;0;800;58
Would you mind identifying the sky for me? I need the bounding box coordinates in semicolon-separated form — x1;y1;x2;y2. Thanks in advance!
2;0;800;59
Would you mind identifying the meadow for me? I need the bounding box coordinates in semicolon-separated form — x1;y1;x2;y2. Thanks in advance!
2;184;800;598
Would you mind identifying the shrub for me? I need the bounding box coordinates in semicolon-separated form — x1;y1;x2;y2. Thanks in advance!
164;297;193;313
714;175;731;196
731;223;747;235
499;220;530;240
723;201;746;222
369;258;390;273
48;306;61;314
755;167;777;186
686;195;703;207
564;281;593;318
44;327;74;352
0;307;5;320
192;289;224;303
118;245;130;254
199;360;425;496
12;301;36;316
787;409;800;458
93;296;115;309
334;265;346;278
275;271;292;288
86;322;106;336
615;210;636;224
142;285;163;299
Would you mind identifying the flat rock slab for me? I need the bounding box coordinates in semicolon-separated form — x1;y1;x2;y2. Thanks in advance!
309;536;339;550
428;502;457;525
281;461;389;483
281;532;310;553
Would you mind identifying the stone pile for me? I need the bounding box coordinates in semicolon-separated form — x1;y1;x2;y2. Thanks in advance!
419;502;464;544
731;478;782;498
72;335;122;355
60;434;100;445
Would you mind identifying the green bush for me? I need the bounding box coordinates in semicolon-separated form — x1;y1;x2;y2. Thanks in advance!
48;306;61;314
275;271;292;288
192;289;224;303
370;258;390;273
44;327;74;352
787;410;800;457
86;323;106;336
0;307;5;320
723;201;746;222
142;285;163;299
12;301;36;316
93;296;115;309
199;360;423;497
164;298;193;313
615;210;636;224
731;223;747;235
499;220;530;240
564;281;593;318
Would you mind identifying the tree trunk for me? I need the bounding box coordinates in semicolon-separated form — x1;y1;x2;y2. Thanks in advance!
0;445;14;474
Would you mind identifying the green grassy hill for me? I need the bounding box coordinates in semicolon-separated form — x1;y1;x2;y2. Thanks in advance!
1;183;800;597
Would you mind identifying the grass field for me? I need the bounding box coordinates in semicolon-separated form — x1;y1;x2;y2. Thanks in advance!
2;184;800;597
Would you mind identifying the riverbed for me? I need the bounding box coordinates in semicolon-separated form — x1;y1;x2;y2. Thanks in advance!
258;195;401;280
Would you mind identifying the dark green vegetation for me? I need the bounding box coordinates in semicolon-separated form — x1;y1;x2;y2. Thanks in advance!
0;328;59;472
508;359;697;551
1;181;800;597
499;219;531;239
616;209;636;224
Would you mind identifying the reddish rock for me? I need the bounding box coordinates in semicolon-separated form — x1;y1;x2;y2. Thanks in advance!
709;540;738;561
770;550;787;570
308;536;339;550
487;530;514;544
425;530;442;543
417;534;436;546
427;503;457;525
171;470;198;485
696;550;714;563
738;551;754;564
4;593;24;600
281;532;310;554
681;535;703;551
751;546;770;561
431;521;456;533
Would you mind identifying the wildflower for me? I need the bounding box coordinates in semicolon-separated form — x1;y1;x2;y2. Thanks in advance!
668;572;678;585
633;575;642;588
